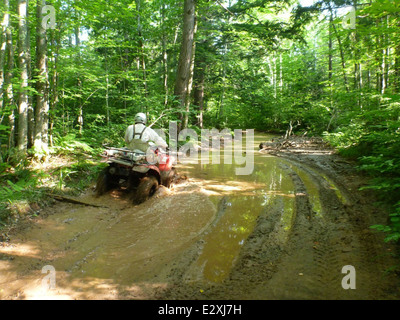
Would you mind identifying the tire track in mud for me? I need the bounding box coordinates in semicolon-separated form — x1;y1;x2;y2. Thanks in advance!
154;195;234;299
275;154;399;299
159;162;316;300
237;162;346;300
159;153;400;300
281;159;353;299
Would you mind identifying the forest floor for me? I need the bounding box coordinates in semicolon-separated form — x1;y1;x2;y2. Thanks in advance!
0;134;399;300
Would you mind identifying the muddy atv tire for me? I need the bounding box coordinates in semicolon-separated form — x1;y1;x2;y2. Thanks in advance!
161;168;177;188
133;175;159;204
95;167;118;196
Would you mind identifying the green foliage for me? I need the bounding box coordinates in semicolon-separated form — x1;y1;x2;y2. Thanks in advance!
371;203;400;243
53;158;104;194
52;133;95;155
324;93;400;242
0;168;49;224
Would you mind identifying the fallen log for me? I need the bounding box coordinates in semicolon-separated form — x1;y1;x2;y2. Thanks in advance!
47;193;108;208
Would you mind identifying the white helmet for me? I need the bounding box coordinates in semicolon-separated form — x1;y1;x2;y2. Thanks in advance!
134;112;147;125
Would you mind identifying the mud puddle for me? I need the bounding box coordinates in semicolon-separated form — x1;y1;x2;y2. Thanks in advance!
0;133;399;300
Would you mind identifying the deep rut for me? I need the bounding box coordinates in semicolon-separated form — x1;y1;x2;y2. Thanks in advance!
158;152;400;300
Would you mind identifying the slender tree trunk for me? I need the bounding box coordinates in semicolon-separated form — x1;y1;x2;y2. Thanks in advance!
219;0;233;119
163;42;168;106
34;0;49;152
332;25;349;92
75;24;83;135
161;3;168;107
119;34;129;117
174;0;196;128
136;0;148;99
17;0;29;152
273;54;277;99
327;16;334;132
183;17;197;129
330;18;349;92
0;0;9;113
382;16;390;93
119;38;128;116
6;40;14;147
352;20;363;109
266;56;273;86
219;41;228;121
219;0;232;122
374;18;383;94
49;28;59;147
3;0;15;148
26;2;34;148
194;62;206;129
353;1;360;92
5;3;14;148
328;15;333;80
328;5;349;93
395;41;400;93
279;52;283;92
381;48;386;94
384;46;389;90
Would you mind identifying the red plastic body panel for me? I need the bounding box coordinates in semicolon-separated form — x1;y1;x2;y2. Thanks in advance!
158;154;175;172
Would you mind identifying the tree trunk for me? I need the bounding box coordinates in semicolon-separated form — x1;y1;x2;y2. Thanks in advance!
5;1;14;148
34;0;49;152
136;0;148;99
17;0;29;152
279;52;283;92
183;17;197;129
161;2;168;107
219;41;228;121
174;0;196;127
395;42;400;93
26;2;34;148
49;28;59;147
381;16;389;94
334;28;349;92
0;0;9;113
74;24;83;135
331;14;349;92
328;16;333;83
326;15;334;132
194;62;206;129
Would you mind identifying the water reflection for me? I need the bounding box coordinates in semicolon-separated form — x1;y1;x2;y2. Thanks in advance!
177;133;296;282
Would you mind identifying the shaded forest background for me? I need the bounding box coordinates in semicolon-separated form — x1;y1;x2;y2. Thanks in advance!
0;0;399;243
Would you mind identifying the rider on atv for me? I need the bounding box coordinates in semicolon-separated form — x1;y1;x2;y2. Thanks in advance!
124;112;168;154
96;112;175;204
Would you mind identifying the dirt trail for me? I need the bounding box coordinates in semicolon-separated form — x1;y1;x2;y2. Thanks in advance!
0;133;399;300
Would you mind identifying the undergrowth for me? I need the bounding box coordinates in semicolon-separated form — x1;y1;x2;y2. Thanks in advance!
0;132;108;229
323;95;400;244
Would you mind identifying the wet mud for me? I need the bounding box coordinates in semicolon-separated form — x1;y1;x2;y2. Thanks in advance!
0;133;399;300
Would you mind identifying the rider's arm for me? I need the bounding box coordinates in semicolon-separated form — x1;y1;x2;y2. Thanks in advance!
147;128;168;149
125;125;133;144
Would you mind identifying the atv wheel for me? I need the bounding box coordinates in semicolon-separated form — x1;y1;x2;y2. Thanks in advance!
133;175;159;204
95;167;118;196
161;168;177;188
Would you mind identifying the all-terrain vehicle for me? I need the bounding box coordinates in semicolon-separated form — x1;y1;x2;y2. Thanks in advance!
96;146;176;204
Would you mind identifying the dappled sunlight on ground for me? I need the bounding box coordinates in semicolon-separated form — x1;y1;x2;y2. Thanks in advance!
0;181;218;299
0;243;42;259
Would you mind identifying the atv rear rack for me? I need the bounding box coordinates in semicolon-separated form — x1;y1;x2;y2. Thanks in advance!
101;147;148;166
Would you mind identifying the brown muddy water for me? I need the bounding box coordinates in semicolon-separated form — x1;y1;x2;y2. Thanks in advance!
176;133;296;283
0;132;399;300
